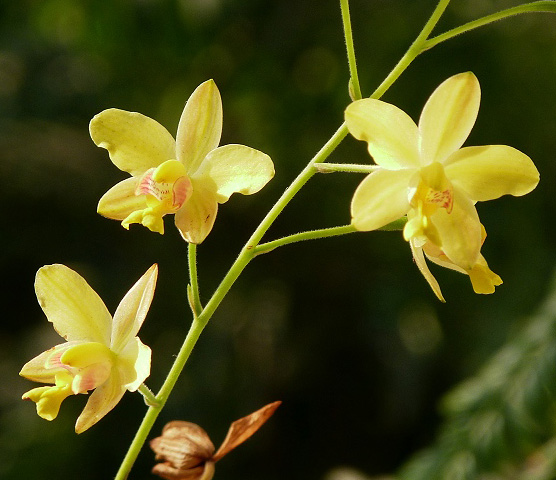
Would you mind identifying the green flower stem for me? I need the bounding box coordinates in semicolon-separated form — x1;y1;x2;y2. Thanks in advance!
340;0;362;100
315;162;381;174
187;243;203;318
423;1;556;52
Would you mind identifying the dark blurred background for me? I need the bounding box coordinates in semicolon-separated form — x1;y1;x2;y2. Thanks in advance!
2;1;556;479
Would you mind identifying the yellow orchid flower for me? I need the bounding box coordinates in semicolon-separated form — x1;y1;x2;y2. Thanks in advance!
346;72;539;300
20;264;157;433
91;79;275;244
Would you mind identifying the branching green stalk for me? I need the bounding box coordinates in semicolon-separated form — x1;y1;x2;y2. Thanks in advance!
115;0;556;477
114;123;350;480
340;0;362;100
423;1;556;52
114;1;450;477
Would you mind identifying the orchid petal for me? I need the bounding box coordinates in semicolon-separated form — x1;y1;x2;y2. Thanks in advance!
174;183;218;244
419;72;480;165
432;188;482;269
60;342;113;370
351;168;414;231
71;362;112;395
445;145;539;201
345;98;420;168
424;248;503;294
97;177;146;221
75;370;126;433
111;264;158;353
19;342;77;383
35;265;112;345
410;240;445;302
22;373;74;422
193;144;274;203
90;109;176;176
177;79;223;173
467;255;503;294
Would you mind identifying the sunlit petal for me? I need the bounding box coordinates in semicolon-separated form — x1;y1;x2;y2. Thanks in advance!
71;361;112;395
22;373;74;422
410;240;445;302
19;342;77;383
90;109;176;176
193;144;275;203
445;145;540;201
35;265;112;344
345;98;420;168
117;337;152;392
111;264;158;353
432;188;481;269
177;79;223;173
419;72;480;164
351;168;414;231
174;183;218;244
97;177;146;221
424;246;503;295
60;342;113;370
75;371;126;434
468;254;503;294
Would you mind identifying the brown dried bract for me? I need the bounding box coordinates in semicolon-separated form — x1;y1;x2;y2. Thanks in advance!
151;401;281;480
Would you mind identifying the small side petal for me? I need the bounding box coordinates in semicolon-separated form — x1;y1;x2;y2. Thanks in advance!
351;169;414;231
111;264;158;353
90;109;176;176
75;371;126;433
176;80;223;173
174;183;218;244
410;240;445;302
419;72;481;164
345;99;421;168
35;265;112;345
19;342;76;383
193;144;274;203
98;177;146;221
444;145;539;201
117;337;152;392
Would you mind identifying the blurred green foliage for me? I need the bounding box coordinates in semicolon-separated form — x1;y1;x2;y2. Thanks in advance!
398;275;556;480
1;1;556;479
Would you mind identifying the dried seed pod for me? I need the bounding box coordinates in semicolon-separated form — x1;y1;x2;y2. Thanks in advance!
151;460;214;480
151;401;281;480
150;421;215;479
